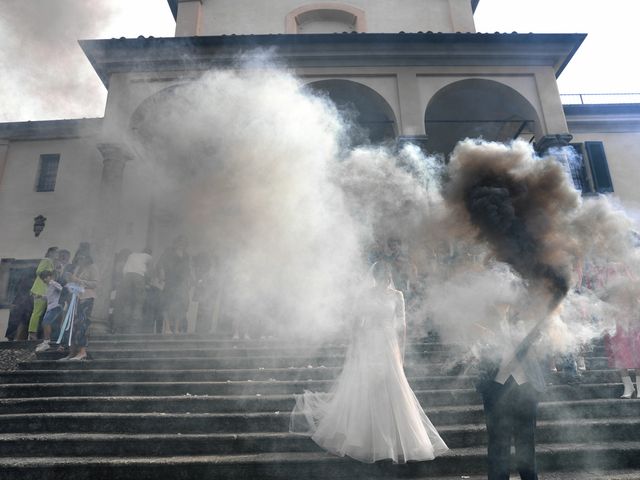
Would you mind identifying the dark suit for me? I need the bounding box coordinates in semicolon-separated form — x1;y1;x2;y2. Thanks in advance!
478;344;545;480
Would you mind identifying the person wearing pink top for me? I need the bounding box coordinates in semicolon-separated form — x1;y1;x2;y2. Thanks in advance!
599;262;640;398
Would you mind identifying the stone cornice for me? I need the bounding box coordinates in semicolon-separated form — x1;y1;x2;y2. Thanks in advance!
0;118;103;141
564;104;640;134
168;0;481;20
79;32;586;88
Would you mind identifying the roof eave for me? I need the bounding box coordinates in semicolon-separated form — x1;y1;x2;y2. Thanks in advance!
0;118;103;141
79;32;587;89
167;0;178;21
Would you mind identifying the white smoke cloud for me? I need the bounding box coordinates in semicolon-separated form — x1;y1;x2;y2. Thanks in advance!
129;67;365;339
107;61;639;357
0;0;173;122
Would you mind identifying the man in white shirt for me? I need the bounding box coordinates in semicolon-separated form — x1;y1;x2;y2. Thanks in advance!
113;248;152;333
477;302;546;480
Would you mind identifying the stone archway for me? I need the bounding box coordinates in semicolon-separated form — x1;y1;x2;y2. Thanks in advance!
128;83;195;256
424;79;543;156
306;79;398;147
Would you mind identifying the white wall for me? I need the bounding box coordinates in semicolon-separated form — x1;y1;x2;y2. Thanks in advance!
0;137;103;261
192;0;475;35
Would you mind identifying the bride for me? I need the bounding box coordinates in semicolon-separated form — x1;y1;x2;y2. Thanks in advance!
290;261;448;463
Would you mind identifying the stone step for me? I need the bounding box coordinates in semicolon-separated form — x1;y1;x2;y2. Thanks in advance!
0;367;373;383
87;334;444;344
83;342;605;357
2;398;637;428
0;379;627;402
52;337;444;351
86;341;450;350
0;377;479;396
18;356;611;371
2;398;639;430
0;418;639;456
38;349;456;362
0;442;638;480
84;342;605;357
0;385;480;404
0;367;620;385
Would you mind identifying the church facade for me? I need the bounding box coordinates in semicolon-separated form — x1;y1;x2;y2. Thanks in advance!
1;0;639;332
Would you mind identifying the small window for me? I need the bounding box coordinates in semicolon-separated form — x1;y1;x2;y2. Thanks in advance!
35;154;60;192
584;141;614;193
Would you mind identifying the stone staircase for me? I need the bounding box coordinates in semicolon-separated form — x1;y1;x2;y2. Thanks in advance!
1;335;639;479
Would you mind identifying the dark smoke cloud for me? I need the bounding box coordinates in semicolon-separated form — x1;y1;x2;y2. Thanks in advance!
445;140;580;308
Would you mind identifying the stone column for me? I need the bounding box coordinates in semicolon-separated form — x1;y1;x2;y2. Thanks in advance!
90;143;133;335
396;70;423;137
534;133;573;157
175;0;203;37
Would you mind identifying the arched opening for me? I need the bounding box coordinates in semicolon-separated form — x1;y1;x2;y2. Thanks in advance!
130;84;183;144
306;79;397;147
285;3;366;33
128;84;196;255
424;79;542;156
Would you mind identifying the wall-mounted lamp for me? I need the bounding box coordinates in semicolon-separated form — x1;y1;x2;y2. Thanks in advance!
33;215;46;237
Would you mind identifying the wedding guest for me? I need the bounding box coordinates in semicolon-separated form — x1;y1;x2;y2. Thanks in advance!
193;252;218;334
54;249;71;281
604;280;640;398
4;273;35;341
113;247;152;333
476;301;545;480
60;251;98;361
160;236;191;334
143;262;165;334
34;271;63;353
27;246;58;340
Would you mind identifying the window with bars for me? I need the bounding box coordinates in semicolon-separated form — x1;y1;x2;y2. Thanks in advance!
568;142;614;195
35;154;60;192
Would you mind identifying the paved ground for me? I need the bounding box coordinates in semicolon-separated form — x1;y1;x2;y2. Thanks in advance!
0;341;36;372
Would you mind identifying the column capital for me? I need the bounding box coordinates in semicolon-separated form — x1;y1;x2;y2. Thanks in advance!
534;134;573;155
97;142;134;164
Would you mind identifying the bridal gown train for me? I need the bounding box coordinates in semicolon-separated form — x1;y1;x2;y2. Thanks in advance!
290;287;448;463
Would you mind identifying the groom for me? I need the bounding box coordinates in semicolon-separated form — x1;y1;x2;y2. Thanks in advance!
476;303;546;480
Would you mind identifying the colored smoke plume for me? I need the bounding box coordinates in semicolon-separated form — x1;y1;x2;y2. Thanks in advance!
445;140;580;310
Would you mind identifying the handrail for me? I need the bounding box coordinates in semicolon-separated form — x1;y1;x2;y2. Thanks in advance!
561;93;640;105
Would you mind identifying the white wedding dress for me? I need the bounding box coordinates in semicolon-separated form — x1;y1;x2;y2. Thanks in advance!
290;287;448;463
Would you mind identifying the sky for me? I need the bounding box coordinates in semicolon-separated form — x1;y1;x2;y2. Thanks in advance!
0;0;638;122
